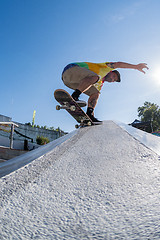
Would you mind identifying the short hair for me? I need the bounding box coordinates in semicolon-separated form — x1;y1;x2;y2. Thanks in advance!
112;70;121;82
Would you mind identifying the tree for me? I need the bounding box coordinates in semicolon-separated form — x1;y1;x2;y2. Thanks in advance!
49;127;55;130
25;122;32;126
138;102;160;132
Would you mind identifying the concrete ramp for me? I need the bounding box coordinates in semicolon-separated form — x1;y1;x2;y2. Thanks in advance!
0;121;160;239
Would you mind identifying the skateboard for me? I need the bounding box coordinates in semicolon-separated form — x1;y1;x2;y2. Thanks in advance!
54;89;94;128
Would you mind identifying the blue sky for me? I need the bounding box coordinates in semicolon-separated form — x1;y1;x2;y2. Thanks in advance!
0;0;160;132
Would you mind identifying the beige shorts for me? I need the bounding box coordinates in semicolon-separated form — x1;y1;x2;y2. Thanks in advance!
62;66;99;96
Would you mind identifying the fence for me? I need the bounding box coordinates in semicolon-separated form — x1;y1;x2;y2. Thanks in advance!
0;122;19;149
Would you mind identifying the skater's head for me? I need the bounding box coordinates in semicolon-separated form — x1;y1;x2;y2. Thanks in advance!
112;70;121;82
104;70;121;83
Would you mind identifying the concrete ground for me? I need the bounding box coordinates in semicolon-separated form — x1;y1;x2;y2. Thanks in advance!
0;121;160;239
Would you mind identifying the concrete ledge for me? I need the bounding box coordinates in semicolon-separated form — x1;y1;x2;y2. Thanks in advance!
0;130;77;178
115;121;160;155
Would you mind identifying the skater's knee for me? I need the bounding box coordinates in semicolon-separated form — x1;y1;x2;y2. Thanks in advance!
90;76;99;84
81;76;99;85
90;91;100;99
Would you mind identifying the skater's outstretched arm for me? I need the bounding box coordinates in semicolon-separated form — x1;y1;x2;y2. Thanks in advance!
107;62;149;74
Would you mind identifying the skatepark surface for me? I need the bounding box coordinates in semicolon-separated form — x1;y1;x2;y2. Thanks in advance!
0;121;160;239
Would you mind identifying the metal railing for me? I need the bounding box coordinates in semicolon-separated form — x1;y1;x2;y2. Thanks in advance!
0;122;19;149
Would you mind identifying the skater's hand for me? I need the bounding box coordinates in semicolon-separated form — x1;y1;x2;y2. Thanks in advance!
136;63;149;74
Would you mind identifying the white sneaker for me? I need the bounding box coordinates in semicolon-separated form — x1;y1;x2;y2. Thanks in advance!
71;95;87;107
76;100;87;107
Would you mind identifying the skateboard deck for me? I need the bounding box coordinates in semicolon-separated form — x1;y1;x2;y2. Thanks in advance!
54;89;94;128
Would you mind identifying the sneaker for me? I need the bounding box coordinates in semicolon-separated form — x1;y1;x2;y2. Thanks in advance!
71;95;87;107
76;100;87;107
88;114;103;125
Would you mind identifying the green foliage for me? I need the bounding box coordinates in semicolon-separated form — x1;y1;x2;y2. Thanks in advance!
25;123;63;132
138;101;160;131
49;127;55;130
25;122;32;126
36;136;50;145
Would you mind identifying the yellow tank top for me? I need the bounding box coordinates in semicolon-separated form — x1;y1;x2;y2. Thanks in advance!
74;62;115;91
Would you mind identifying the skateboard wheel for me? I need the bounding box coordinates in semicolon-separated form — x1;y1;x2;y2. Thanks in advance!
56;105;61;110
70;106;76;111
75;124;79;129
87;121;92;126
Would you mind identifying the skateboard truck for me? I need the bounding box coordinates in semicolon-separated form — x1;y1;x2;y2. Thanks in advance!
75;121;92;129
76;117;92;128
56;102;76;111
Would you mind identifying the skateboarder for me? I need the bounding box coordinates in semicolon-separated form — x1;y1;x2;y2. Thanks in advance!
62;61;149;123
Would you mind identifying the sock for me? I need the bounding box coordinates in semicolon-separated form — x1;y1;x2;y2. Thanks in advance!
72;89;82;100
87;107;94;116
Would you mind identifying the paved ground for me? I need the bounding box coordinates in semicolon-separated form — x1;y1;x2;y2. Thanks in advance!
0;121;160;239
